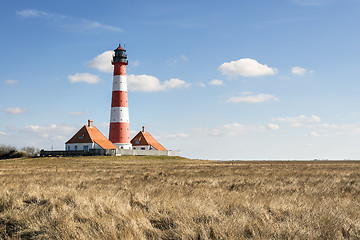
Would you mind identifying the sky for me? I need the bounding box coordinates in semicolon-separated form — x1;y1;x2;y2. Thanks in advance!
1;0;360;160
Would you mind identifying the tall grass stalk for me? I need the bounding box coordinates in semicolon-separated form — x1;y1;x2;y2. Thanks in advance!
0;156;359;239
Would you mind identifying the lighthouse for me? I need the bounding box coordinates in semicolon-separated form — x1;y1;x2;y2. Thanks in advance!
109;44;132;149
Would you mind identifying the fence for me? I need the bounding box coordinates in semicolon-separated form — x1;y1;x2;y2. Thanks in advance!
117;149;180;156
40;149;116;157
39;149;179;157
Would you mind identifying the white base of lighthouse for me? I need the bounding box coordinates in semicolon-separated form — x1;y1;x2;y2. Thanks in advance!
114;143;132;150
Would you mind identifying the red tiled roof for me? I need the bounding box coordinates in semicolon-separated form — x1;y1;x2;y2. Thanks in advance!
115;44;124;51
66;125;117;150
131;131;167;151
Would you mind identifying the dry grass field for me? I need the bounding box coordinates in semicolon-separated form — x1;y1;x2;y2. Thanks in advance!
0;156;359;239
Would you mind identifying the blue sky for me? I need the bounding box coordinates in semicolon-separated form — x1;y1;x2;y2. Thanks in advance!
1;0;360;160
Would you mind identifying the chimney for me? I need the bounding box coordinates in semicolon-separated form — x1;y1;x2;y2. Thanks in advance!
88;119;93;128
142;126;145;132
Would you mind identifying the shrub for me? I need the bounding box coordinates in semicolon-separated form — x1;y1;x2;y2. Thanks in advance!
9;151;29;159
0;145;16;159
21;147;40;157
0;145;37;159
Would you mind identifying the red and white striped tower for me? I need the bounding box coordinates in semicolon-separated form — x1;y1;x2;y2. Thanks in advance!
109;44;132;149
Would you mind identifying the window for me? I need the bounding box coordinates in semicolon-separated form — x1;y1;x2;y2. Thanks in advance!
135;140;140;144
141;147;145;150
84;145;88;151
75;146;78;150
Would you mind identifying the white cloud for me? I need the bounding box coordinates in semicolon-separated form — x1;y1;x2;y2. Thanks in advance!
163;78;190;89
167;54;189;65
16;9;123;32
272;115;321;123
157;133;189;140
209;79;224;86
309;131;320;137
197;83;206;88
5;107;27;114
328;123;360;136
292;66;307;75
290;123;304;128
86;52;190;91
1;123;78;150
17;9;43;17
0;131;6;136
291;0;330;6
127;74;190;92
227;94;279;103
239;91;254;95
180;54;189;61
4;79;18;85
87;51;113;73
130;129;137;137
68;73;100;84
219;58;278;77
278;76;292;80
127;75;161;92
319;123;338;129
268;123;280;130
255;18;313;29
309;115;321;122
21;124;76;141
266;119;360;137
86;51;138;72
130;60;140;67
194;123;267;137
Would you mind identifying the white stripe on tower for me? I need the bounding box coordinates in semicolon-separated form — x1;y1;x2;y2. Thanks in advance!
109;44;132;149
110;107;129;123
112;75;127;91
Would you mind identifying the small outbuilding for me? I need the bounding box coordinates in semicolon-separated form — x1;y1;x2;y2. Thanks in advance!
131;126;167;151
65;120;117;152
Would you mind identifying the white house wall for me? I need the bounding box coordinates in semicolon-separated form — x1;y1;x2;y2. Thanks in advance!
132;145;152;150
65;142;103;151
93;143;103;150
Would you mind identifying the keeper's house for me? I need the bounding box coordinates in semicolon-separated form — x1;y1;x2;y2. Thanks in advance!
131;126;167;151
65;120;117;152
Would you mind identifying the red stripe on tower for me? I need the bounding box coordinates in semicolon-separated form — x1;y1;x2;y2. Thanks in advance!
109;44;132;149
